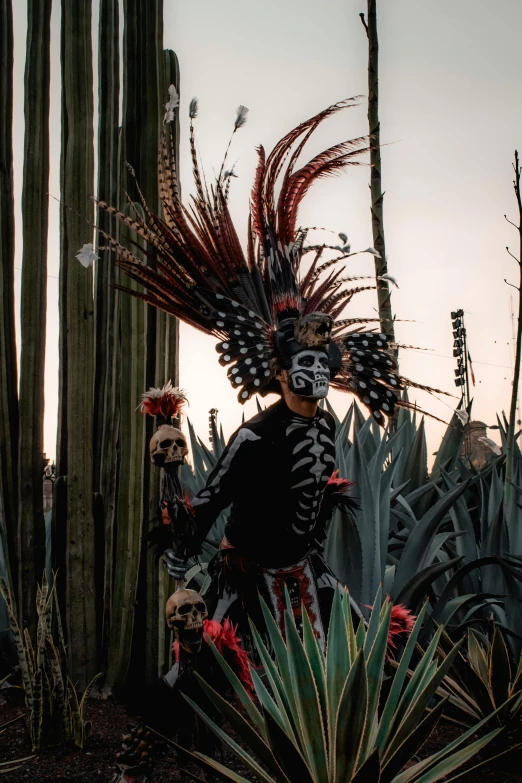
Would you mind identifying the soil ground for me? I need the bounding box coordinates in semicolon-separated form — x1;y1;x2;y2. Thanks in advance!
1;695;521;782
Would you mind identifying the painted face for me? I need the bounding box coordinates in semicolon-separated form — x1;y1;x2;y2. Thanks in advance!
287;349;330;399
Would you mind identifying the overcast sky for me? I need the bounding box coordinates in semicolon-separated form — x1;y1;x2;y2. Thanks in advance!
10;0;522;458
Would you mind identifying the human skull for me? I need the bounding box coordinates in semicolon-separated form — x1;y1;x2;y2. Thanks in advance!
166;588;208;654
294;313;333;348
149;424;188;467
287;349;330;399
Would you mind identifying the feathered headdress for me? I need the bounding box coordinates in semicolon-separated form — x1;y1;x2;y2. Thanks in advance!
96;93;447;424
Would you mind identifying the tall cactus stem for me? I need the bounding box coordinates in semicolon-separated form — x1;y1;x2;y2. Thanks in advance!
94;0;121;667
0;0;19;601
59;0;97;688
361;0;396;347
18;0;53;635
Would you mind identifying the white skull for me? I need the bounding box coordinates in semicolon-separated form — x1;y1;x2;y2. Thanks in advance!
165;588;208;654
149;424;188;467
287;349;330;399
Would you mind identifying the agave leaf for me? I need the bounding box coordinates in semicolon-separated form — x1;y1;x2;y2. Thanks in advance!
333;650;368;782
489;625;511;708
249;620;298;741
467;629;488;683
362;600;392;753
393;557;463;612
377;603;428;751
393;481;470;597
205;635;265;735
182;693;277;783
392;699;509;783
429;556;503;628
389;640;464;758
326;589;350;749
302;605;327;720
191;748;258;782
262;707;315;783
194;671;295;782
383;630;444;757
403;728;502;783
285;610;329;783
381;697;448;783
351;748;381;783
259;597;298;723
363;585;383;657
250;667;288;739
430;408;468;480
402;418;428;494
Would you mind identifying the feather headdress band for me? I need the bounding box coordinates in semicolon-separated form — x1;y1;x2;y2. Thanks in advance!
96;93;448;424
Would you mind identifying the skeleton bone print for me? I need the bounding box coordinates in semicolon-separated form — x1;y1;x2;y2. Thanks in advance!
286;415;336;534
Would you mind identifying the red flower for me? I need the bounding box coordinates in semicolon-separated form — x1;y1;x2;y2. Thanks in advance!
327;469;352;494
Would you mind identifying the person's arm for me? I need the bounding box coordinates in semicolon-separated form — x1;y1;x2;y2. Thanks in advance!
164;426;261;576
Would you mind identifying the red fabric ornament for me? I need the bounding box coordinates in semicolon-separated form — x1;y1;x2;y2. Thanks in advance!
388;603;415;650
140;381;187;421
327;468;352;494
203;618;254;695
171;617;254;695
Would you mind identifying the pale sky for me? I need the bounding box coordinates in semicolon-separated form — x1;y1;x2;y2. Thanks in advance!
10;0;522;458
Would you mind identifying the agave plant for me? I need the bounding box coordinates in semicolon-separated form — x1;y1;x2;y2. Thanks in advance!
0;574;99;750
437;624;522;732
176;590;504;782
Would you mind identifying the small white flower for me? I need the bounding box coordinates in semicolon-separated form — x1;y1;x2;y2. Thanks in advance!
378;274;399;288
455;409;469;425
164;84;179;123
478;437;501;456
76;243;98;268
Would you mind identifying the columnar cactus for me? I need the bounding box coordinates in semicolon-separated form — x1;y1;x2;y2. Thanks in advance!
18;0;53;635
94;0;121;668
58;0;97;689
0;0;18;601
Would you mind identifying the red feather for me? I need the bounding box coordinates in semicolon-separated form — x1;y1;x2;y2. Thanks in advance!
327;469;352;494
140;382;187;420
388;603;416;651
203;618;254;695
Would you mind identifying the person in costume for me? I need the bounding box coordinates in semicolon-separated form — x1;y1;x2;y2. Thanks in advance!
97;94;446;647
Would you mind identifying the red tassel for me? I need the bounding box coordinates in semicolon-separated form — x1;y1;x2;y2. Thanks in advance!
203;618;254;695
139;381;188;421
327;468;352;494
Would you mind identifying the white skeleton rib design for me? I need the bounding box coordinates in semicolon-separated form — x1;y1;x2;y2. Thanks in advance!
287;416;335;534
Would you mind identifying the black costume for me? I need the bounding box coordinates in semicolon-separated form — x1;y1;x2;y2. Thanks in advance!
101;94;444;648
188;400;349;645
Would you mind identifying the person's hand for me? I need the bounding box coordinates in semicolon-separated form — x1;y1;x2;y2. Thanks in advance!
163;548;188;580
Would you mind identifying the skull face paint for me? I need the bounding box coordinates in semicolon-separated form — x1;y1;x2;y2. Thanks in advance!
287;349;330;399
